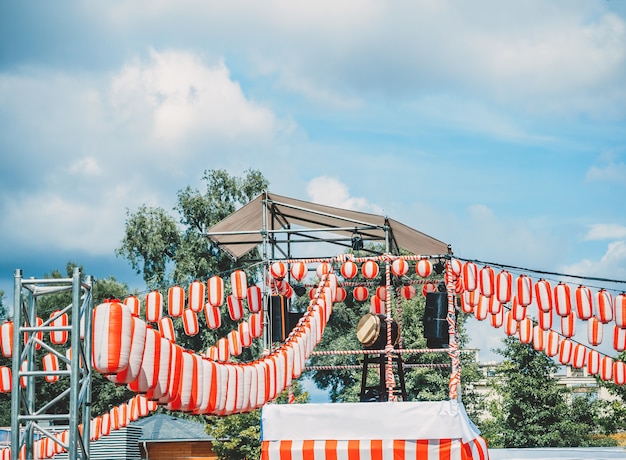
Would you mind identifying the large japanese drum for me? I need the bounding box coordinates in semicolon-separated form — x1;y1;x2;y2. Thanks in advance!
356;313;398;350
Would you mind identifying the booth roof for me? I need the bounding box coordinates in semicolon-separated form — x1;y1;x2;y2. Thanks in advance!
206;192;449;260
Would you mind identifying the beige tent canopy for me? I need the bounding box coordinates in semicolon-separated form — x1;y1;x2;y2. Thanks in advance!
206;191;449;261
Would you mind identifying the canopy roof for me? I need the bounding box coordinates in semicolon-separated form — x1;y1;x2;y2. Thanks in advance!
206;191;449;260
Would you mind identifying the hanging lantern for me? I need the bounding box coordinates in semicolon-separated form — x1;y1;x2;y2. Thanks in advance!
561;312;576;338
20;361;27;388
159;343;183;406
454;275;465;294
335;287;347;302
496;270;512;304
559;339;574;365
183;309;199;337
587;317;603;346
391;259;409;277
596;289;613;323
250;311;263;338
167;286;185;318
188;281;205;313
422;282;438;298
518;317;532;344
227;295;244;321
239;322;252;348
128;328;162;394
246;285;262;313
109;316;146;386
361;261;379;279
158;317;176;342
575;286;593;320
534;279;552;313
0;321;13;358
479;266;495;297
504;311;518;336
24;317;43;350
399;285;416;300
545;330;560;357
231;270;248;300
511;297;527;322
375;286;387;302
144;338;171;402
416;259;433;278
488;297;502;315
49;310;69;345
490;308;504;328
462;262;478;292
571;344;587;369
217;337;229;362
532;326;545;352
101;412;112;437
92;301;132;375
554;283;572;317
177;352;202;413
204;304;221;329
290;262;307;281
450;259;463;276
600;356;614;381
316;262;332;279
145;291;163;323
340;261;358;279
207;276;224;307
475;295;489;321
538;308;552;330
207;346;218;361
614;293;626;328
614;326;626;352
124;296;141;317
370;296;385;315
228;330;243;356
270;262;287;280
614;361;626;386
0;366;11;393
516;275;533;306
42;353;60;383
587;349;601;376
460;292;474;313
353;286;369;302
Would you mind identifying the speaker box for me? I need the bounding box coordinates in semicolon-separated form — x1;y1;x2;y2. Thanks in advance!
270;295;302;342
423;292;449;348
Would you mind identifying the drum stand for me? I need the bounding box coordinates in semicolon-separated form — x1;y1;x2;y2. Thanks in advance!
359;352;407;402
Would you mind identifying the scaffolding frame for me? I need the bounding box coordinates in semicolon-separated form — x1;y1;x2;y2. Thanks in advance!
10;267;93;460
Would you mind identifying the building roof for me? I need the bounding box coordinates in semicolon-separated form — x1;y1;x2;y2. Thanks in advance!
131;414;214;442
206;191;449;260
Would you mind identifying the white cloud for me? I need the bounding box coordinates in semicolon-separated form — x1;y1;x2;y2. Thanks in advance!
584;224;626;240
306;176;383;214
561;240;626;281
586;160;626;184
69;157;102;176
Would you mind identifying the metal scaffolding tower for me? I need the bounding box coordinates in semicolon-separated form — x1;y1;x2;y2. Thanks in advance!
10;267;93;460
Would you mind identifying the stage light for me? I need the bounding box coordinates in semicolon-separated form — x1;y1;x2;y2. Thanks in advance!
433;259;446;275
351;233;364;251
293;284;307;297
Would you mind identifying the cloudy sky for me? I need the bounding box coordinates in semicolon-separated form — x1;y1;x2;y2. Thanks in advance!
1;1;625;361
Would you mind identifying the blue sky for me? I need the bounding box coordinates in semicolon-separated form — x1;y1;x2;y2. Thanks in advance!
1;1;625;362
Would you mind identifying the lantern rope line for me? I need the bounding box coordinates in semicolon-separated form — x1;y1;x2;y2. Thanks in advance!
306;363;450;371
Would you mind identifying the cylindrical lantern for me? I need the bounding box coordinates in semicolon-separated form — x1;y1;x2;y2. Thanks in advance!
250;312;263;338
504;311;518;336
370;296;385;315
534;279;552;313
416;259;432;278
204;304;221;329
128;327;162;394
575;285;593;320
614;361;626;386
227;295;244;321
361;261;379;279
479;266;495;298
247;285;262;313
290;262;307;281
231;270;248;300
559;339;574;365
217;337;229;362
490;308;504;328
182;309;199;337
545;330;560;357
145;339;172;402
511;298;527;322
43;353;60;383
460;292;474;314
462;262;478;292
167;286;185;318
554;283;572;317
188;281;205;313
158;317;176;342
614;326;626;352
399;285;416;300
375;286;387;302
340;261;358;279
587;317;603;346
228;331;242;357
496;270;512;304
516;275;532;307
239;322;252;348
270;262;287;280
0;321;13;358
561;312;576;338
316;262;332;279
475;295;489;321
353;286;369;302
614;294;626;328
538;308;552;330
518;317;532;344
587;349;601;375
0;366;12;393
207;276;225;307
92;302;132;375
391;259;409;277
600;356;613;381
571;344;587;369
124;296;141;317
596;289;613;324
450;259;463;276
532;326;545;352
145;291;163;323
50;310;69;345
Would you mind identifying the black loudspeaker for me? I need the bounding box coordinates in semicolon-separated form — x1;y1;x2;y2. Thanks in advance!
270;295;302;342
423;292;449;348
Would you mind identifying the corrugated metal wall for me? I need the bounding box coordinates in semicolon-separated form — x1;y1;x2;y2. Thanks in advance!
55;426;142;460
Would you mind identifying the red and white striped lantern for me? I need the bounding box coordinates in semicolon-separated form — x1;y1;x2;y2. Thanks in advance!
532;326;545;352
217;337;229;362
335;287;347;302
559;339;574;365
239;322;252;348
587;317;603;346
614;361;626;385
575;285;593;320
101;412;112;437
270;262;287;280
375;286;387;302
571;344;587;369
167;286;185;318
490;308;504;328
399;285;416;300
587;349;601;375
158;317;176;342
511;298;527;322
231;270;248;300
24;317;43;350
561;312;576;338
391;259;409;277
124;296;141;317
449;259;463;276
43;353;60;383
361;261;379;279
479;266;495;297
227;295;244;321
247;285;262;313
554;283;572;317
228;331;243;356
353;286;369;302
1;321;13;358
416;259;432;278
128;327;161;394
516;275;533;306
182;309;199;337
0;366;12;393
316;262;332;279
504;311;518;336
92;301;132;375
488;297;502;315
537;308;552;330
204;304;221;329
534;279;552;313
145;291;163;323
614;326;626;352
207;276;224;307
422;282;438;298
145;338;172;402
340;261;358;279
518;317;532;344
178;352;202;412
475;295;489;321
159;343;183;406
250;312;263;338
496;270;512;303
600;356;613;381
545;330;560;357
290;262;307;281
188;281;205;313
614;293;626;328
370;296;385;315
50;310;69;345
460;292;474;313
596;289;613;323
462;262;478;292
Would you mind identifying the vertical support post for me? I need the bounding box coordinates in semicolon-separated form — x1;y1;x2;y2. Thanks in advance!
446;257;460;399
261;192;270;352
382;222;395;401
11;269;22;460
25;289;36;460
81;275;94;459
69;267;82;460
